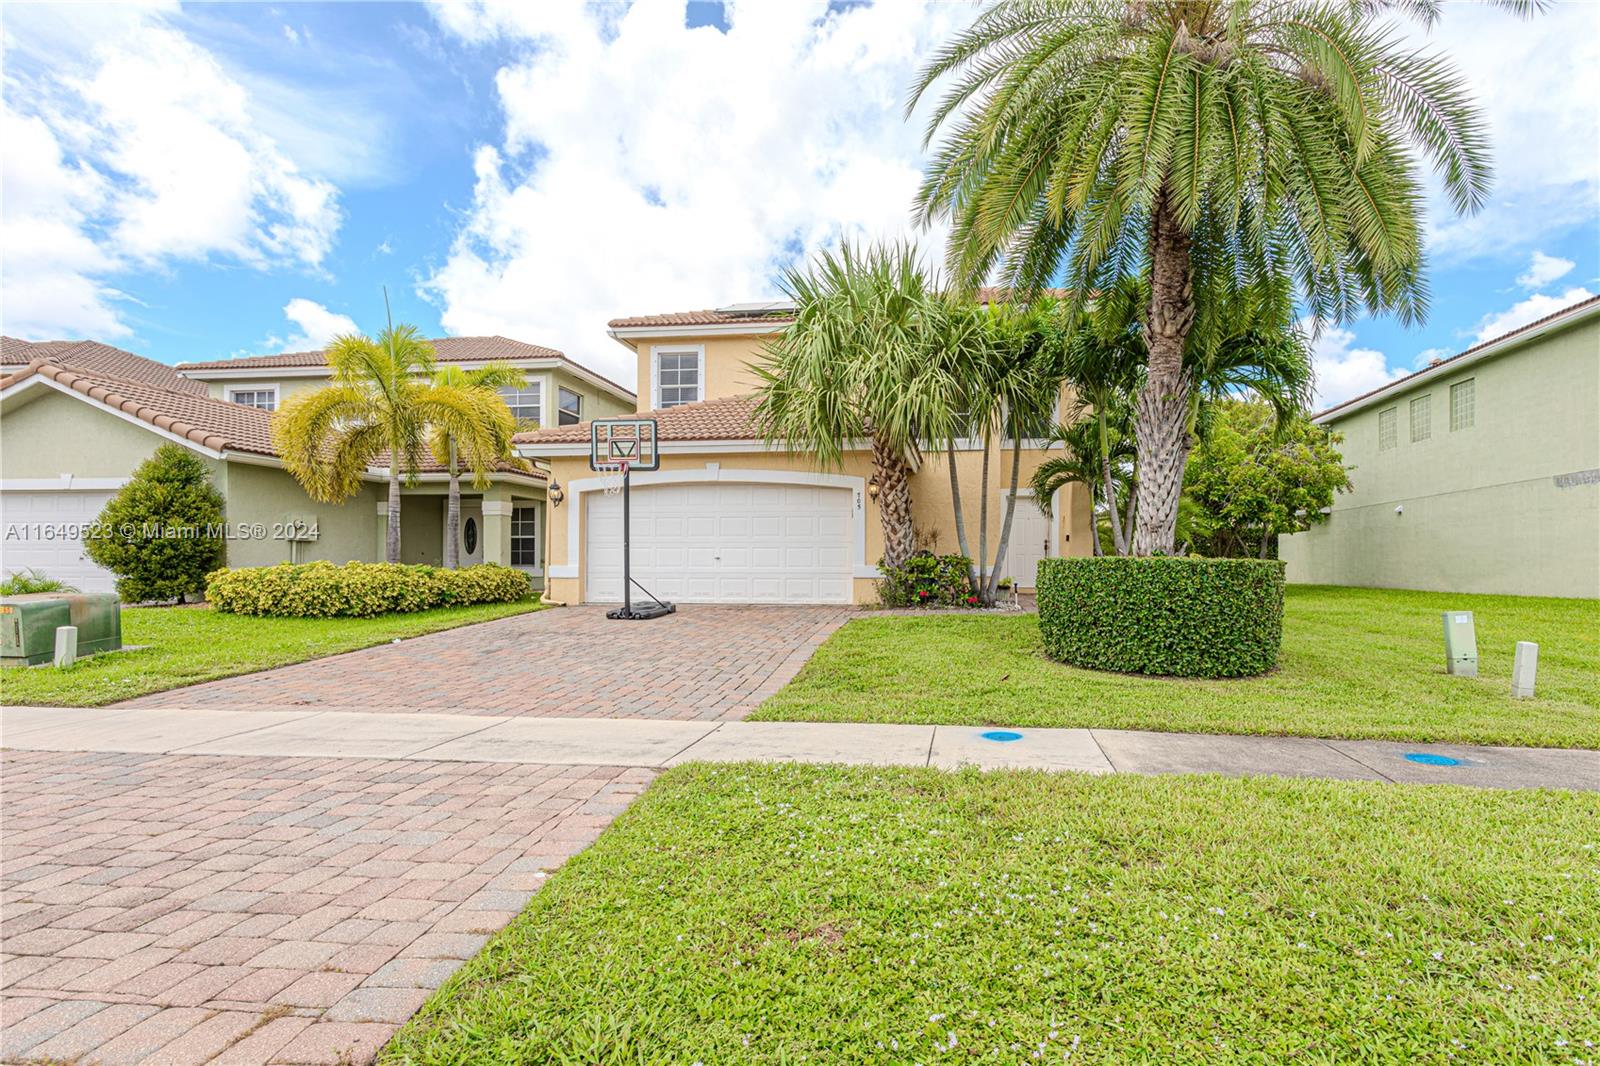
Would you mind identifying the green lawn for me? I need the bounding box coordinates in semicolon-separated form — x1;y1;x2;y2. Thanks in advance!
751;586;1600;749
384;764;1599;1065
0;601;542;706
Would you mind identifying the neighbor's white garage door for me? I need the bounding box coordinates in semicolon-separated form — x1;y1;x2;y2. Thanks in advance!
585;482;852;604
0;490;120;593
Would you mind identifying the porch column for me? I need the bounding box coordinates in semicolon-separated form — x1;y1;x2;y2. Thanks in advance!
374;499;390;562
481;487;513;567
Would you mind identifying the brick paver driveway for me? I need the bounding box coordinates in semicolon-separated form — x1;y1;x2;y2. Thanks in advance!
0;749;652;1065
125;605;849;719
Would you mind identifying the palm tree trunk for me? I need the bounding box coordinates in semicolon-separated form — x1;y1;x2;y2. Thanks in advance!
1122;476;1138;555
1101;453;1126;555
947;442;981;595
444;441;461;570
976;439;991;592
985;435;1024;604
1132;186;1195;556
386;463;402;564
872;435;915;569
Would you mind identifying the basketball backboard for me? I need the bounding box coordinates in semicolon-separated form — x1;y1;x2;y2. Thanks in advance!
590;418;660;472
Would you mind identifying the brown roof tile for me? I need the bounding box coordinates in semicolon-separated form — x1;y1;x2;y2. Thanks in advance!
175;335;634;400
0;359;545;480
1314;293;1600;421
1;337;207;395
606;287;1068;330
516;393;761;447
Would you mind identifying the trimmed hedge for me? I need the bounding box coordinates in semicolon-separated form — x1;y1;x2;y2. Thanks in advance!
1036;557;1285;678
206;561;534;618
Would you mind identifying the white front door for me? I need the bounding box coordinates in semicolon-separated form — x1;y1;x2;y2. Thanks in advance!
1003;495;1052;589
0;490;121;593
584;481;853;604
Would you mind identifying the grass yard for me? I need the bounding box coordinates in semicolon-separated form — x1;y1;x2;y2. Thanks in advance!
384;764;1599;1065
752;585;1600;749
0;600;542;706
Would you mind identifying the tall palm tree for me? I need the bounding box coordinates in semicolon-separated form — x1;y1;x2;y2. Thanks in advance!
1053;301;1142;554
273;325;511;564
928;298;1060;603
911;0;1510;554
752;242;952;569
429;363;531;569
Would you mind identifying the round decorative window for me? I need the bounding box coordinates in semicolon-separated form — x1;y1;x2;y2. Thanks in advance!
463;516;479;556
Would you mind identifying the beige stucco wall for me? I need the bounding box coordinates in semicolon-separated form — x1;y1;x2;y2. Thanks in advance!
198;377;327;406
540;443;1091;606
628;334;773;411
2;387;170;480
1280;314;1600;598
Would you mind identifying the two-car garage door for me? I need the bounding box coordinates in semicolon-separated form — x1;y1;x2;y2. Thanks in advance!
0;490;120;593
585;481;853;604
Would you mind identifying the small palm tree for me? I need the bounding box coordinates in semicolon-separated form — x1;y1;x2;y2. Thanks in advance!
912;0;1516;554
274;325;514;564
429;363;531;569
753;242;953;569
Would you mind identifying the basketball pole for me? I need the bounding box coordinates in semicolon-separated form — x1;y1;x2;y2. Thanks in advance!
621;461;632;620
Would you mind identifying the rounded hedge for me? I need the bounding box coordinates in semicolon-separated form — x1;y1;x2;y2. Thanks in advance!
206;561;534;618
1036;556;1285;678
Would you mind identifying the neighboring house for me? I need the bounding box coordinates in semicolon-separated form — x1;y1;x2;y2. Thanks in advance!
0;335;624;595
517;295;1095;606
1280;295;1600;599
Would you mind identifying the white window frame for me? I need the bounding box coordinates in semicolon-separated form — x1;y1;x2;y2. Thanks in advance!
510;504;541;572
227;386;278;411
501;381;543;426
651;345;705;410
557;385;583;426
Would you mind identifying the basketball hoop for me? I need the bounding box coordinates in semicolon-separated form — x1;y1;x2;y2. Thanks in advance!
597;460;628;496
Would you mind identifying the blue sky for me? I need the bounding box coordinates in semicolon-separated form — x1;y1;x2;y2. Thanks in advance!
3;1;1596;406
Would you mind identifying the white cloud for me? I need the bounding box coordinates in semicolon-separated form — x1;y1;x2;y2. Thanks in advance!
1403;4;1600;261
1;5;341;340
1515;251;1575;291
421;0;965;385
1472;287;1595;344
280;298;358;351
1305;320;1406;410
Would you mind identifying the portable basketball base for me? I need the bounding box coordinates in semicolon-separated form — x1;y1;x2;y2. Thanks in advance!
590;418;675;621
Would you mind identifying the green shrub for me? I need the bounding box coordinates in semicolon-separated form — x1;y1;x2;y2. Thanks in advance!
878;551;974;608
85;444;226;603
0;568;78;595
206;561;534;618
1036;556;1285;678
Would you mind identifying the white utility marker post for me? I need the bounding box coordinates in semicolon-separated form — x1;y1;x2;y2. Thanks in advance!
1442;611;1478;678
53;626;78;668
1511;641;1538;699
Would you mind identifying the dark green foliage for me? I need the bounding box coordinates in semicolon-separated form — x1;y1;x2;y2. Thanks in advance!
878;551;974;607
1037;556;1284;678
85;445;226;603
207;561;533;618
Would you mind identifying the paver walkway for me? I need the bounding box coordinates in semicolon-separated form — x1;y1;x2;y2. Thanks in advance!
122;605;850;720
1;749;652;1065
6;706;1595;791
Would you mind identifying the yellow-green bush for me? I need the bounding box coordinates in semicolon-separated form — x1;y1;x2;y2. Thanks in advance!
206;561;533;618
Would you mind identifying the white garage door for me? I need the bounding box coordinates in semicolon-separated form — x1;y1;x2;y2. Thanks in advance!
585;481;853;604
0;491;120;593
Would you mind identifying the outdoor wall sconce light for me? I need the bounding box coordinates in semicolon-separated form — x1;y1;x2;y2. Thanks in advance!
549;480;565;507
867;476;881;501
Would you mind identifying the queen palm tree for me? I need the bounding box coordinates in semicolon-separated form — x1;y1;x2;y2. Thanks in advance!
752;242;954;569
911;0;1516;554
1030;418;1132;556
273;325;513;564
429;363;532;569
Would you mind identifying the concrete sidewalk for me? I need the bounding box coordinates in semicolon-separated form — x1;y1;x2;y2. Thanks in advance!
4;706;1595;790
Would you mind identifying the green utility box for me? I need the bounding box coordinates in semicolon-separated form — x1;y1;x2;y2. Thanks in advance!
0;593;122;667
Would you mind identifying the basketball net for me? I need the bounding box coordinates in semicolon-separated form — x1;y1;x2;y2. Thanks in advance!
598;460;628;496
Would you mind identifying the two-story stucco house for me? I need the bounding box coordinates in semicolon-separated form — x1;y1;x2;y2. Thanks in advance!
1279;295;1600;599
1;335;634;595
517;298;1095;606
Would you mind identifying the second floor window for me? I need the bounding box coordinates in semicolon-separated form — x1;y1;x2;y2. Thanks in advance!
1378;408;1397;451
655;348;703;408
228;388;276;411
1450;379;1475;431
558;386;582;426
500;383;542;426
1409;394;1431;443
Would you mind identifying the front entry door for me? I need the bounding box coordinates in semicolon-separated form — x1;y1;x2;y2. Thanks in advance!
444;501;485;565
1004;496;1051;589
